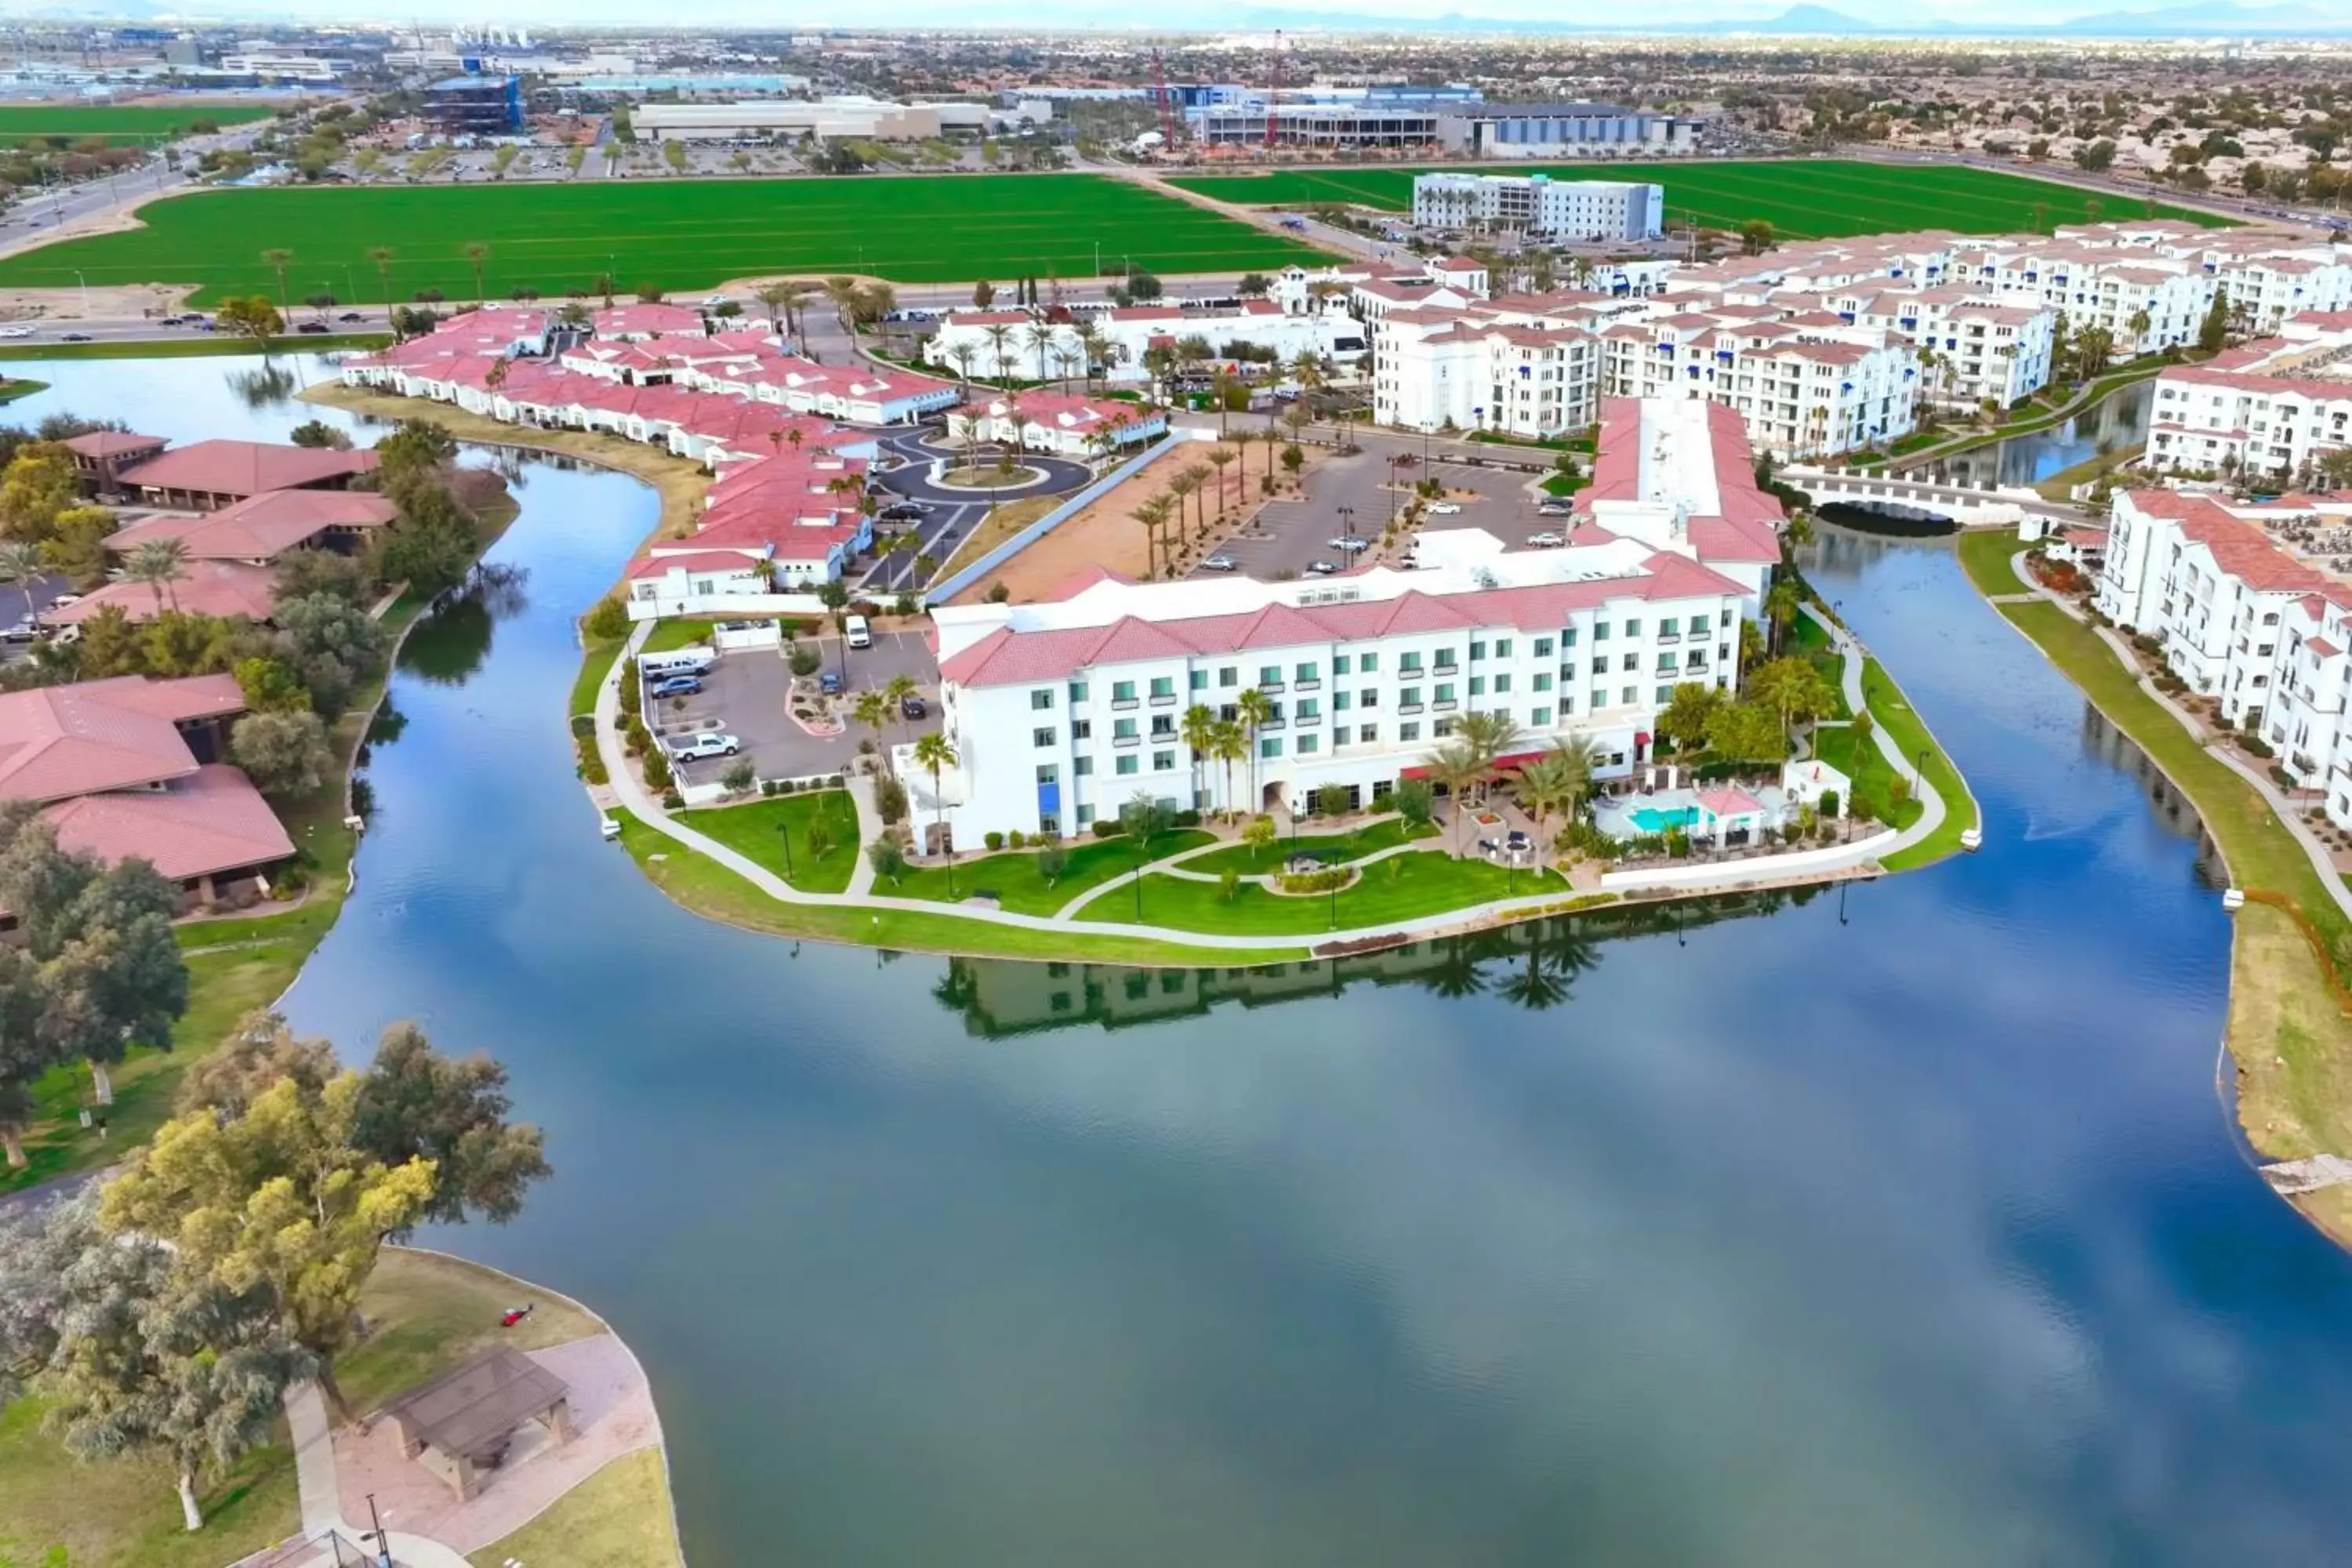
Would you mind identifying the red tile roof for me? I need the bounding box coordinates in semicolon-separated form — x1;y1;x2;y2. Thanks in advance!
0;673;243;803
63;430;168;459
107;489;397;561
48;560;280;626
117;441;379;499
44;763;293;882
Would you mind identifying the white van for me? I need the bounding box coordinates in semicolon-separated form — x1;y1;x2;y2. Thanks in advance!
640;649;717;681
844;615;873;650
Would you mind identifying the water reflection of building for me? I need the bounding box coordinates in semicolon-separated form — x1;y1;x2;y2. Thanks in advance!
935;891;1820;1039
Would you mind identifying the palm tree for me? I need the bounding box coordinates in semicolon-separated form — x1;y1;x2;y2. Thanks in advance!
1426;739;1485;856
1764;576;1802;654
883;673;918;770
1209;717;1246;818
946;341;978;401
368;245;395;309
1235;687;1272;810
463;242;489;304
1054;346;1083;394
1076;321;1109;394
1515;754;1574;873
1018;322;1055;383
855;688;890;771
1455;710;1523;803
912;730;959;858
1179;702;1217;815
127;536;189;614
0;540;47;606
1134;494;1175;579
1207;445;1236;514
982;322;1016;385
2127;307;2151;354
1179;462;1214;540
1160;477;1197;567
261;247;293;312
1549;735;1602;823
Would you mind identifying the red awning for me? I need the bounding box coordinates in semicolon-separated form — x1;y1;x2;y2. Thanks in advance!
1635;731;1651;746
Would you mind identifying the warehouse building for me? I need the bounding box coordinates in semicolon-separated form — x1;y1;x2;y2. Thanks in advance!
630;96;989;142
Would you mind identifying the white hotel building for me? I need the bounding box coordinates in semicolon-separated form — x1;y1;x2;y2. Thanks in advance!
921;398;1783;846
2145;311;2352;485
1410;173;1665;242
2095;487;2352;826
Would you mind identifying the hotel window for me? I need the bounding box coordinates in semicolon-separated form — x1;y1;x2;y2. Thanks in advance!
1534;637;1553;658
1036;764;1059;784
1298;735;1319;755
1190;670;1208;691
1624;618;1641;637
1298;699;1319;720
1622;686;1638;706
1152;714;1175;738
1400;652;1423;673
1359;724;1378;743
1494;674;1512;693
1077;804;1096;826
1261;736;1283;759
1074;757;1094;776
1116;755;1138;775
1435;648;1458;670
1399;722;1421;742
1533;672;1552;691
1470;641;1487;661
1690;613;1710;633
1150;676;1175;700
1033;727;1056;747
1220;666;1239;687
1657;685;1674;705
1434;717;1456;738
1660;617;1679;637
1360;688;1378;708
1031;688;1054;710
1113;717;1138;740
1334;691;1352;712
1152;750;1175;771
1334;653;1352;675
1259;665;1282;686
1591;689;1607;710
1494;637;1513;657
1559;693;1574;714
1531;706;1552;728
1435;682;1456;704
1112;680;1136;702
1359;652;1378;671
1296;661;1319;684
1562;627;1577;647
1469;676;1486;697
1069;681;1088;702
1401;685;1421;707
1592;622;1610;641
1658;652;1679;672
1621;654;1639;673
1073;719;1092;739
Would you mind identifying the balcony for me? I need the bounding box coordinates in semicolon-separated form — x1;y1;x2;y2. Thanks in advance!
1111;697;1139;712
1398;702;1425;716
1432;699;1460;713
1655;630;1682;644
1149;692;1178;707
1294;679;1322;692
1258;717;1287;732
1256;681;1285;695
1112;733;1141;748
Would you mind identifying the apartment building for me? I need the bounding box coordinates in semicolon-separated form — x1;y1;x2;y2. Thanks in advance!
946;393;1167;458
1372;292;1634;437
924;271;1369;385
921;397;1781;846
2095;487;2352;826
1410;174;1665;242
2145;312;2352;484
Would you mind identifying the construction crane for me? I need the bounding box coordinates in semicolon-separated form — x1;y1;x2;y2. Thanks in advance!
1264;30;1283;150
1150;48;1181;148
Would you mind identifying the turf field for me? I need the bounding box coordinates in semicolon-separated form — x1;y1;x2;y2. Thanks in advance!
0;103;275;146
1167;158;2230;238
0;173;1334;304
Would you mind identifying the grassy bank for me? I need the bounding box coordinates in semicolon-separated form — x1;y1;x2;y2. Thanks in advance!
468;1446;681;1568
1081;851;1558;936
1972;561;2352;1243
677;791;862;895
618;815;1311;965
0;333;388;362
1955;527;2033;594
1865;658;1980;872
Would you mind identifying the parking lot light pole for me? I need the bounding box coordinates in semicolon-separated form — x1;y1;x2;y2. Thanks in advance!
776;821;795;880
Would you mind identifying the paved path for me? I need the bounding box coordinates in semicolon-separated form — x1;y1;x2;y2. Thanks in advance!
1994;548;2352;923
284;1379;472;1568
596;612;1966;954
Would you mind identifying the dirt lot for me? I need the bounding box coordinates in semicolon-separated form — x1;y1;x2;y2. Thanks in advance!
953;435;1329;605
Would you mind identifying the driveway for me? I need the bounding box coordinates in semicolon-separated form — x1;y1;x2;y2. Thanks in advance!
647;630;941;786
858;426;1093;596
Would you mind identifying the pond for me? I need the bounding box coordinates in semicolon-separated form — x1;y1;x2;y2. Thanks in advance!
15;354;2352;1566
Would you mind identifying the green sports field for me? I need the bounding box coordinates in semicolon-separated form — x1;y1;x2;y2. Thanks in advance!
1168;159;2230;239
0;173;1334;304
0;103;275;146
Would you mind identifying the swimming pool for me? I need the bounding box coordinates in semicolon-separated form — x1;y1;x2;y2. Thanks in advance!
1628;805;1703;834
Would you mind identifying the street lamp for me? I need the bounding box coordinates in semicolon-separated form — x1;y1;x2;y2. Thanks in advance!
775;821;796;880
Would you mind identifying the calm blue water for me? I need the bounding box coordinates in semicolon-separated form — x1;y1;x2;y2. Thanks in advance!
16;356;2352;1566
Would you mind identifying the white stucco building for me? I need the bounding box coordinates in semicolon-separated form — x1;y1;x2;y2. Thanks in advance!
1411;173;1665;241
920;398;1783;846
2145;311;2352;485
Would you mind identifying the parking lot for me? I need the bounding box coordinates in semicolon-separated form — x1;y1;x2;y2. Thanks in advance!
645;629;942;788
1188;447;1570;581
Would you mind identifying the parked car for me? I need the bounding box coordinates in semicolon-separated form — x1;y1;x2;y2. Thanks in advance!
648;674;703;699
844;614;872;649
880;501;929;520
1427;502;1463;515
664;731;742;762
900;694;928;720
1306;561;1339;575
0;326;34;339
819;670;844;695
47;593;78;608
1;615;37;642
1327;536;1370;552
1536;500;1573;516
1526;532;1565;548
1201;554;1239;572
640;649;716;681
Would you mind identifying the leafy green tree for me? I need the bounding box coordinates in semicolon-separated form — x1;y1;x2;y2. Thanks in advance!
1744;655;1838;741
371;418;459;490
45;503;115;586
1703;699;1788;764
0;442;81;544
581;595;630;641
866;837;908;884
214;296;282;347
1392;776;1435;827
348;1022;550;1232
99;1075;437;1423
288;419;351;449
2198;288;2231;354
1657;681;1725;754
272;591;388;716
1241;813;1278;855
230;709;335;799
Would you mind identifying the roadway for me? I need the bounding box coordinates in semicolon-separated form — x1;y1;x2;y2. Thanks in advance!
857;425;1096;596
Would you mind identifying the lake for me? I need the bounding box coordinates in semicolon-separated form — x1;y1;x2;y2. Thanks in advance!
14;356;2352;1566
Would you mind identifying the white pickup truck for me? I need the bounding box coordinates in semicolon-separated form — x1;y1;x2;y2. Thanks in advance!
663;732;742;763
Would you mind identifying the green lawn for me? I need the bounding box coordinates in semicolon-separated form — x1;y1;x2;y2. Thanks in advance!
1182;816;1432;875
572;635;625;717
1084;851;1559;936
676;790;862;895
0;174;1335;304
0;376;49;402
336;1247;602;1417
468;1446;681;1568
1541;470;1588;498
882;829;1216;916
1171;158;2227;239
0;333;388;361
620;816;1308;963
1863;657;1979;871
641;617;722;654
0;103;275;145
1786;614;1853;720
1955;525;2031;594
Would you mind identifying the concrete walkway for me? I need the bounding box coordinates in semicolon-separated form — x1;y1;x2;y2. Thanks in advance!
1996;548;2352;923
283;1379;472;1568
593;612;1967;954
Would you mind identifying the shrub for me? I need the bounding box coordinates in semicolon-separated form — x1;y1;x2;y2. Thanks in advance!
1277;866;1352;895
1218;869;1242;903
721;758;757;794
642;748;673;790
761;779;779;797
866;837;908;884
582;595;630;641
1819;788;1841;818
1171;809;1202;829
985;829;1006;851
619;659;642;715
789;645;821;677
1036;844;1068;884
986;581;1011;603
2242;735;2277;759
876;776;908;824
1093;820;1127;839
1007;829;1026;849
1392;777;1435;827
575;732;608;786
661;788;683;810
